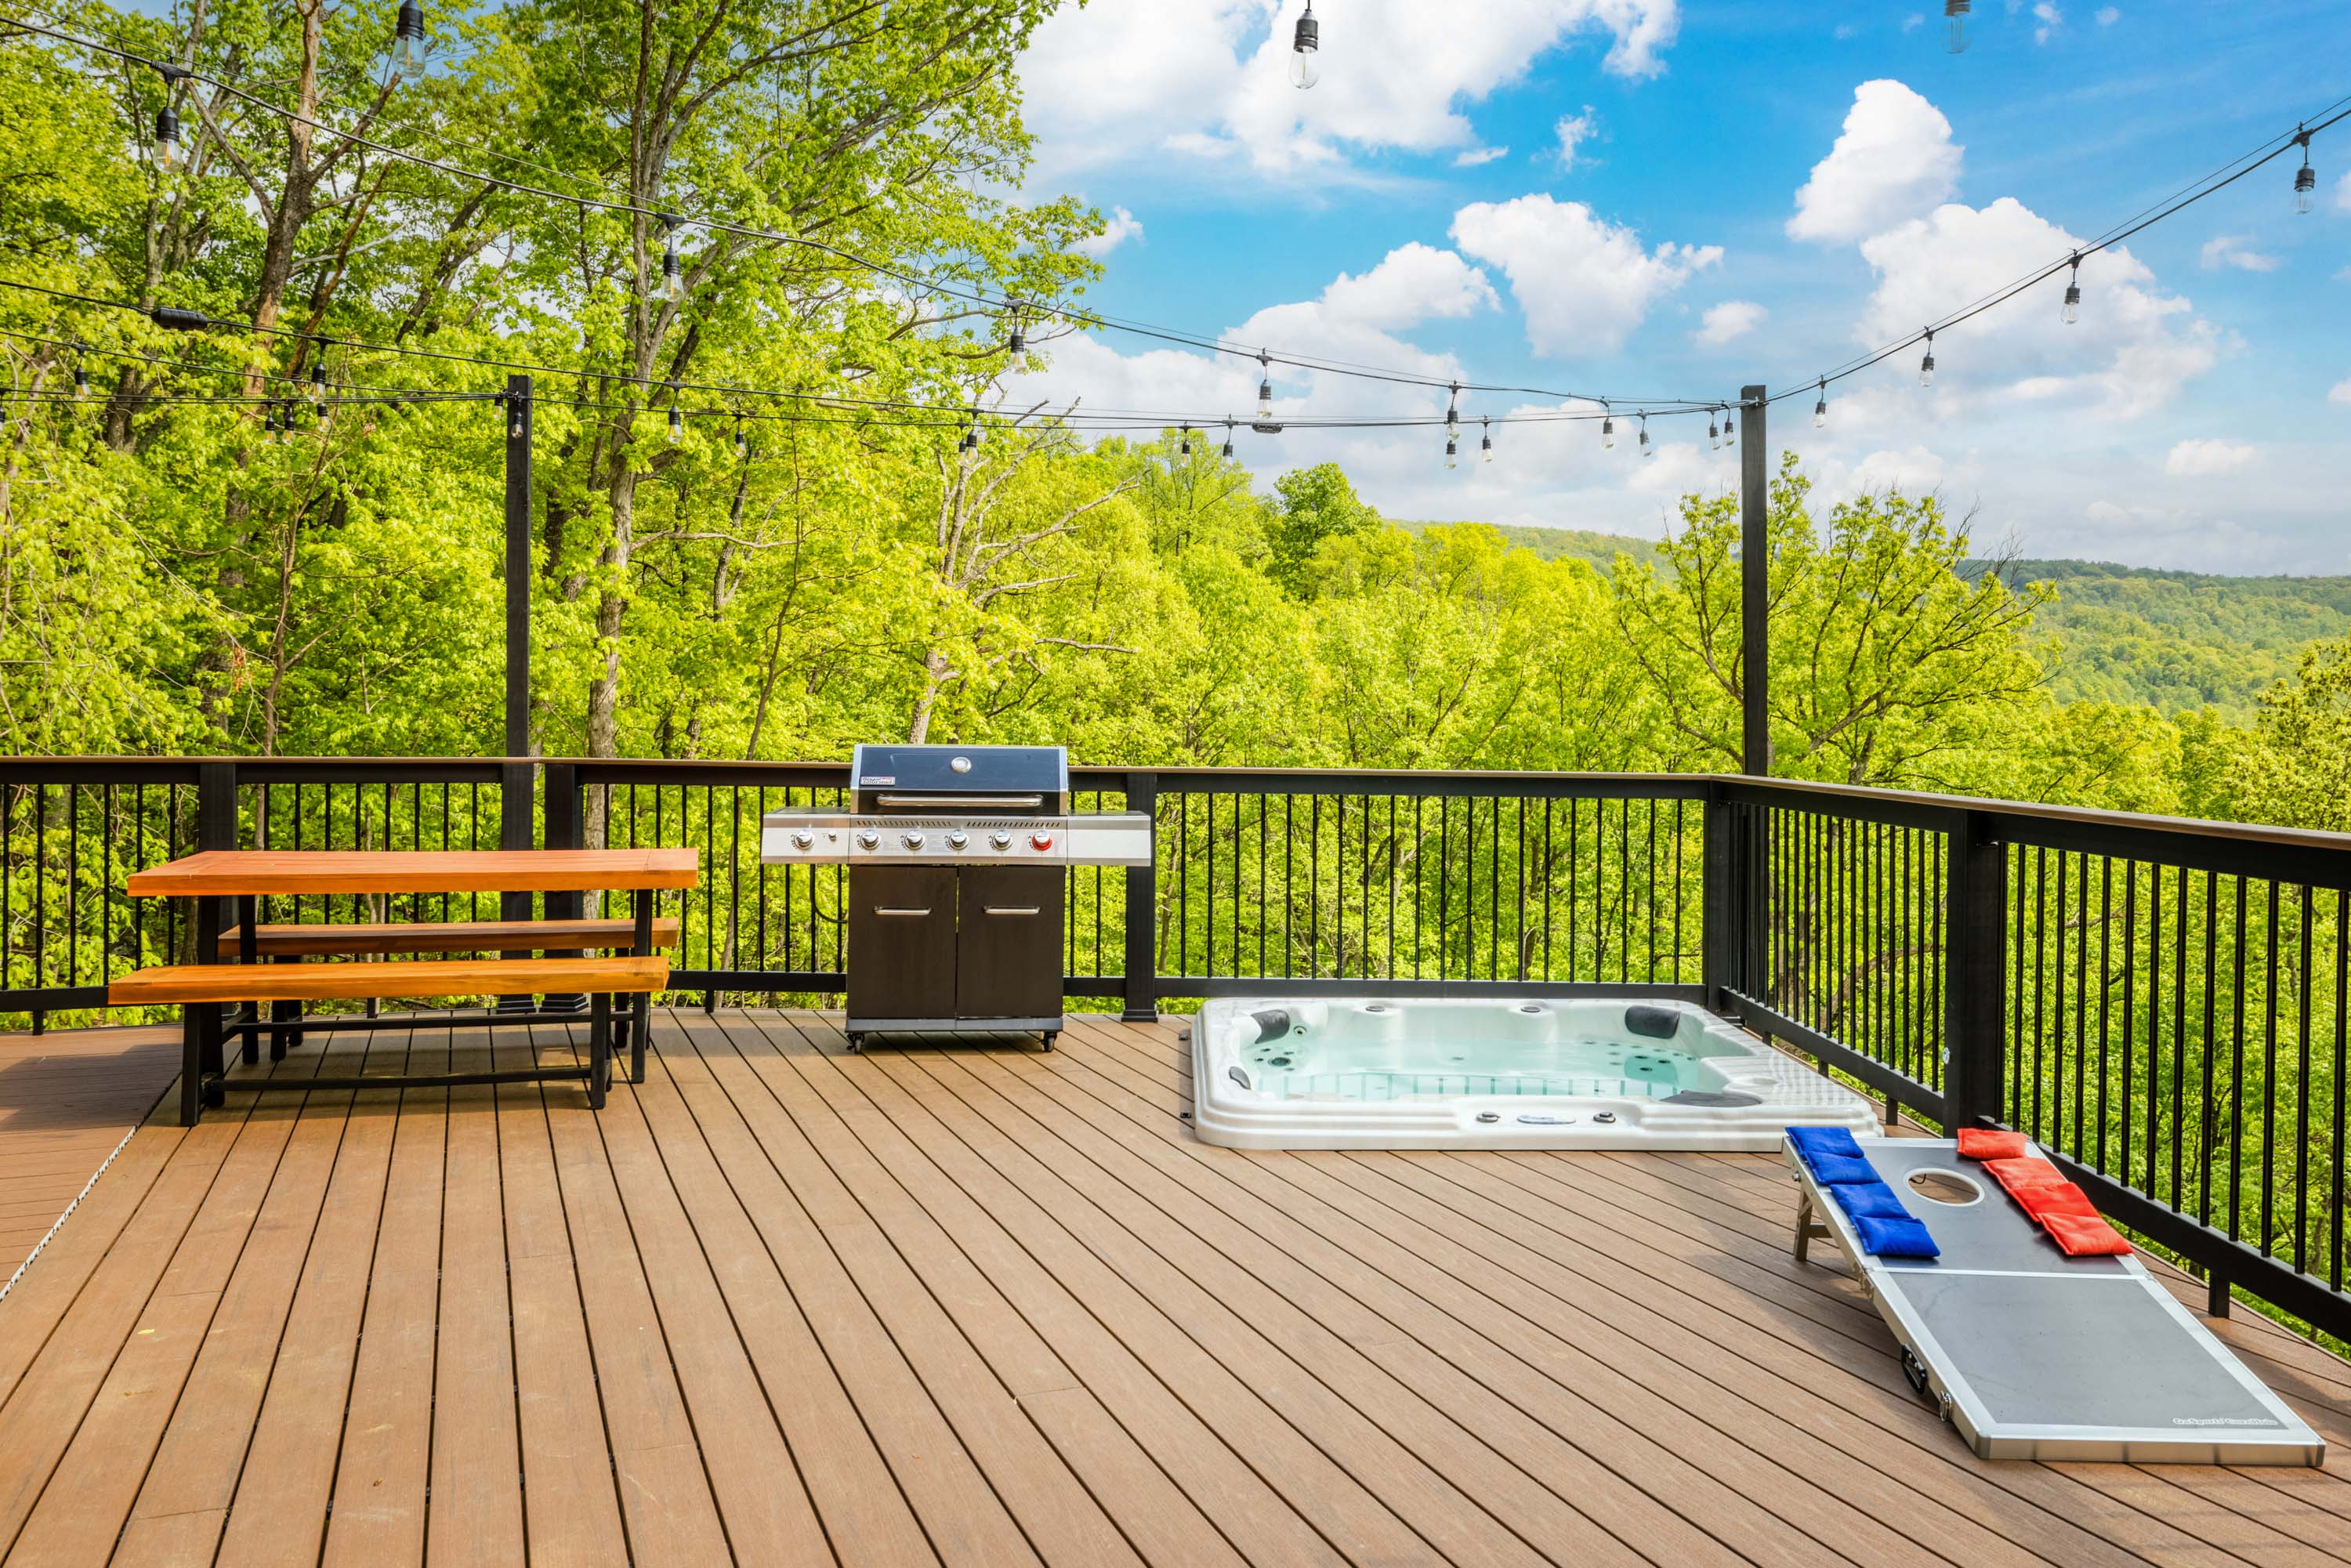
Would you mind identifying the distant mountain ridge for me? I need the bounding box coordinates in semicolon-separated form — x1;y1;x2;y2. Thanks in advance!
1962;558;2351;715
1396;523;2351;716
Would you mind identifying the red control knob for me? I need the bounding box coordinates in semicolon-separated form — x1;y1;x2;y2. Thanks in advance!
1028;831;1055;852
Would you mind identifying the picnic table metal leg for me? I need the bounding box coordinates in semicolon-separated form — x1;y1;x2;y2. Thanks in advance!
631;992;649;1084
616;887;655;1069
180;1004;204;1127
236;895;261;1065
588;994;610;1109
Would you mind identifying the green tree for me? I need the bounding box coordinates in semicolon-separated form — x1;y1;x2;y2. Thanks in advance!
1268;460;1379;596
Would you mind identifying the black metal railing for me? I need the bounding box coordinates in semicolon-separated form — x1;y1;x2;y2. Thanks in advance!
1715;778;2351;1341
0;752;2344;1342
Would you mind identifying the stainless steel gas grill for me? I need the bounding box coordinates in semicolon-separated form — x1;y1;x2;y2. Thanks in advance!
760;744;1150;1049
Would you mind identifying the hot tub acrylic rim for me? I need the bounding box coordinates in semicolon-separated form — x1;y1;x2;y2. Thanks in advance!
1188;994;1879;1150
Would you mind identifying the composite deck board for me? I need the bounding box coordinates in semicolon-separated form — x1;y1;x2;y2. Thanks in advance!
0;1027;179;1271
0;1008;2339;1566
1045;1018;2179;1568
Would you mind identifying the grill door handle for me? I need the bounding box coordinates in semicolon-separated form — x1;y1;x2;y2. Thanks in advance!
873;906;933;918
873;793;1043;809
983;904;1042;917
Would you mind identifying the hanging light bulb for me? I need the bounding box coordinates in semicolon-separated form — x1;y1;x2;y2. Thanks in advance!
307;349;327;403
2059;253;2081;325
659;217;683;302
72;357;88;400
1721;402;1735;448
1445;382;1460;436
1943;0;1969;53
1445;436;1458;469
510;401;524;440
1480;416;1493;465
734;417;746;458
1255;351;1274;420
1813;378;1828;429
1638;415;1651;458
1288;2;1320;89
1919;329;1936;388
393;1;426;78
1179;425;1192;457
1222;420;1235;459
666;390;682;443
962;408;981;452
1707;414;1719;451
152;103;183;172
1006;306;1027;373
1601;405;1614;451
2294;130;2317;215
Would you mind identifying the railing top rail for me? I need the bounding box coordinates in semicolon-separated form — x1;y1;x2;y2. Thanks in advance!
1724;773;2351;885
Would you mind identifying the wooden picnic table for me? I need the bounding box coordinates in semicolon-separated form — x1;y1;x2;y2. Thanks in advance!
120;846;700;1121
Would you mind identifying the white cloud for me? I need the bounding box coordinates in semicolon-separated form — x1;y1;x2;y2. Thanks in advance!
1694;300;1767;346
2095;5;2119;23
1788;81;1963;244
2335;171;2351;213
1073;206;1144;259
1832;23;1859;41
2033;2;2063;43
1018;0;1680;178
1553;108;1599;169
1856;197;2216;419
1451;194;1720;357
1902;13;1925;30
2199;234;2280;273
2331;378;2351;405
2164;438;2257;476
1453;145;1510;167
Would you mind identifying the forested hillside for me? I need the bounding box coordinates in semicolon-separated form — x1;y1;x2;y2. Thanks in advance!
1965;559;2351;715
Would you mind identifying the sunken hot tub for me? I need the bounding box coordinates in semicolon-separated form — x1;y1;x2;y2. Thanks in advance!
1189;996;1877;1150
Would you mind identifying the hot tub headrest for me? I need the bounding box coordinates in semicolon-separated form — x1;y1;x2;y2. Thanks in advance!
1624;1004;1680;1041
1250;1008;1294;1043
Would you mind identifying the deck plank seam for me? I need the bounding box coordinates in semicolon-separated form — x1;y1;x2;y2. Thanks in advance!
777;1017;1477;1568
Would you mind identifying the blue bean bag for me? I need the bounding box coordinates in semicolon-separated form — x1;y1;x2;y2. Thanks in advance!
1853;1213;1940;1258
1832;1181;1914;1221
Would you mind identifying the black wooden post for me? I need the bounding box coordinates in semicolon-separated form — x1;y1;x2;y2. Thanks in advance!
1121;771;1158;1022
1738;384;1770;777
1701;782;1736;1013
504;372;532;759
499;374;535;1001
1942;809;2007;1131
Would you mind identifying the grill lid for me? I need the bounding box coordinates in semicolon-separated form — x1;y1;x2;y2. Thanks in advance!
851;744;1067;808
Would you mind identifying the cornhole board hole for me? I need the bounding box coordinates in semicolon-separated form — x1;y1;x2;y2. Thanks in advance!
1786;1135;2324;1465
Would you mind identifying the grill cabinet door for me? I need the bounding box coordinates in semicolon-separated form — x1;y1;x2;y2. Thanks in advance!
955;866;1065;1018
849;867;957;1019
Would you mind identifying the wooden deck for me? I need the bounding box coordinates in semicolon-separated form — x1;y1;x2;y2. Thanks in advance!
0;1008;2347;1567
0;1025;179;1280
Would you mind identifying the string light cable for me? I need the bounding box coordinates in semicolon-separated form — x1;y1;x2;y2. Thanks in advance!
1770;94;2350;412
0;277;1707;439
0;13;1723;415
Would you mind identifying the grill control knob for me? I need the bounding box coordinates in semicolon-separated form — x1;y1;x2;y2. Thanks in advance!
1029;831;1055;853
900;830;926;850
790;829;814;849
988;830;1013;851
946;830;969;850
855;828;880;850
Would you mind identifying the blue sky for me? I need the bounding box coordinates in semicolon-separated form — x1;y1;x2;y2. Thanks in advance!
1011;0;2351;571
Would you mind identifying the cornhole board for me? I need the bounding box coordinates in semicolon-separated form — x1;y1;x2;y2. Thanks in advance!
1785;1135;2324;1465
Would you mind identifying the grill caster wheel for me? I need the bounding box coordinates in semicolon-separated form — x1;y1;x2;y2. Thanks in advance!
201;1078;226;1109
1040;1032;1058;1052
846;1034;864;1053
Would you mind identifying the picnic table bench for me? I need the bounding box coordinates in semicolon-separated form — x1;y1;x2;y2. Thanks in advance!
117;848;698;1124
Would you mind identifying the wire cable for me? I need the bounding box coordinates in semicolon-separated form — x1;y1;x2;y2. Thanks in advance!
0;13;1724;411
